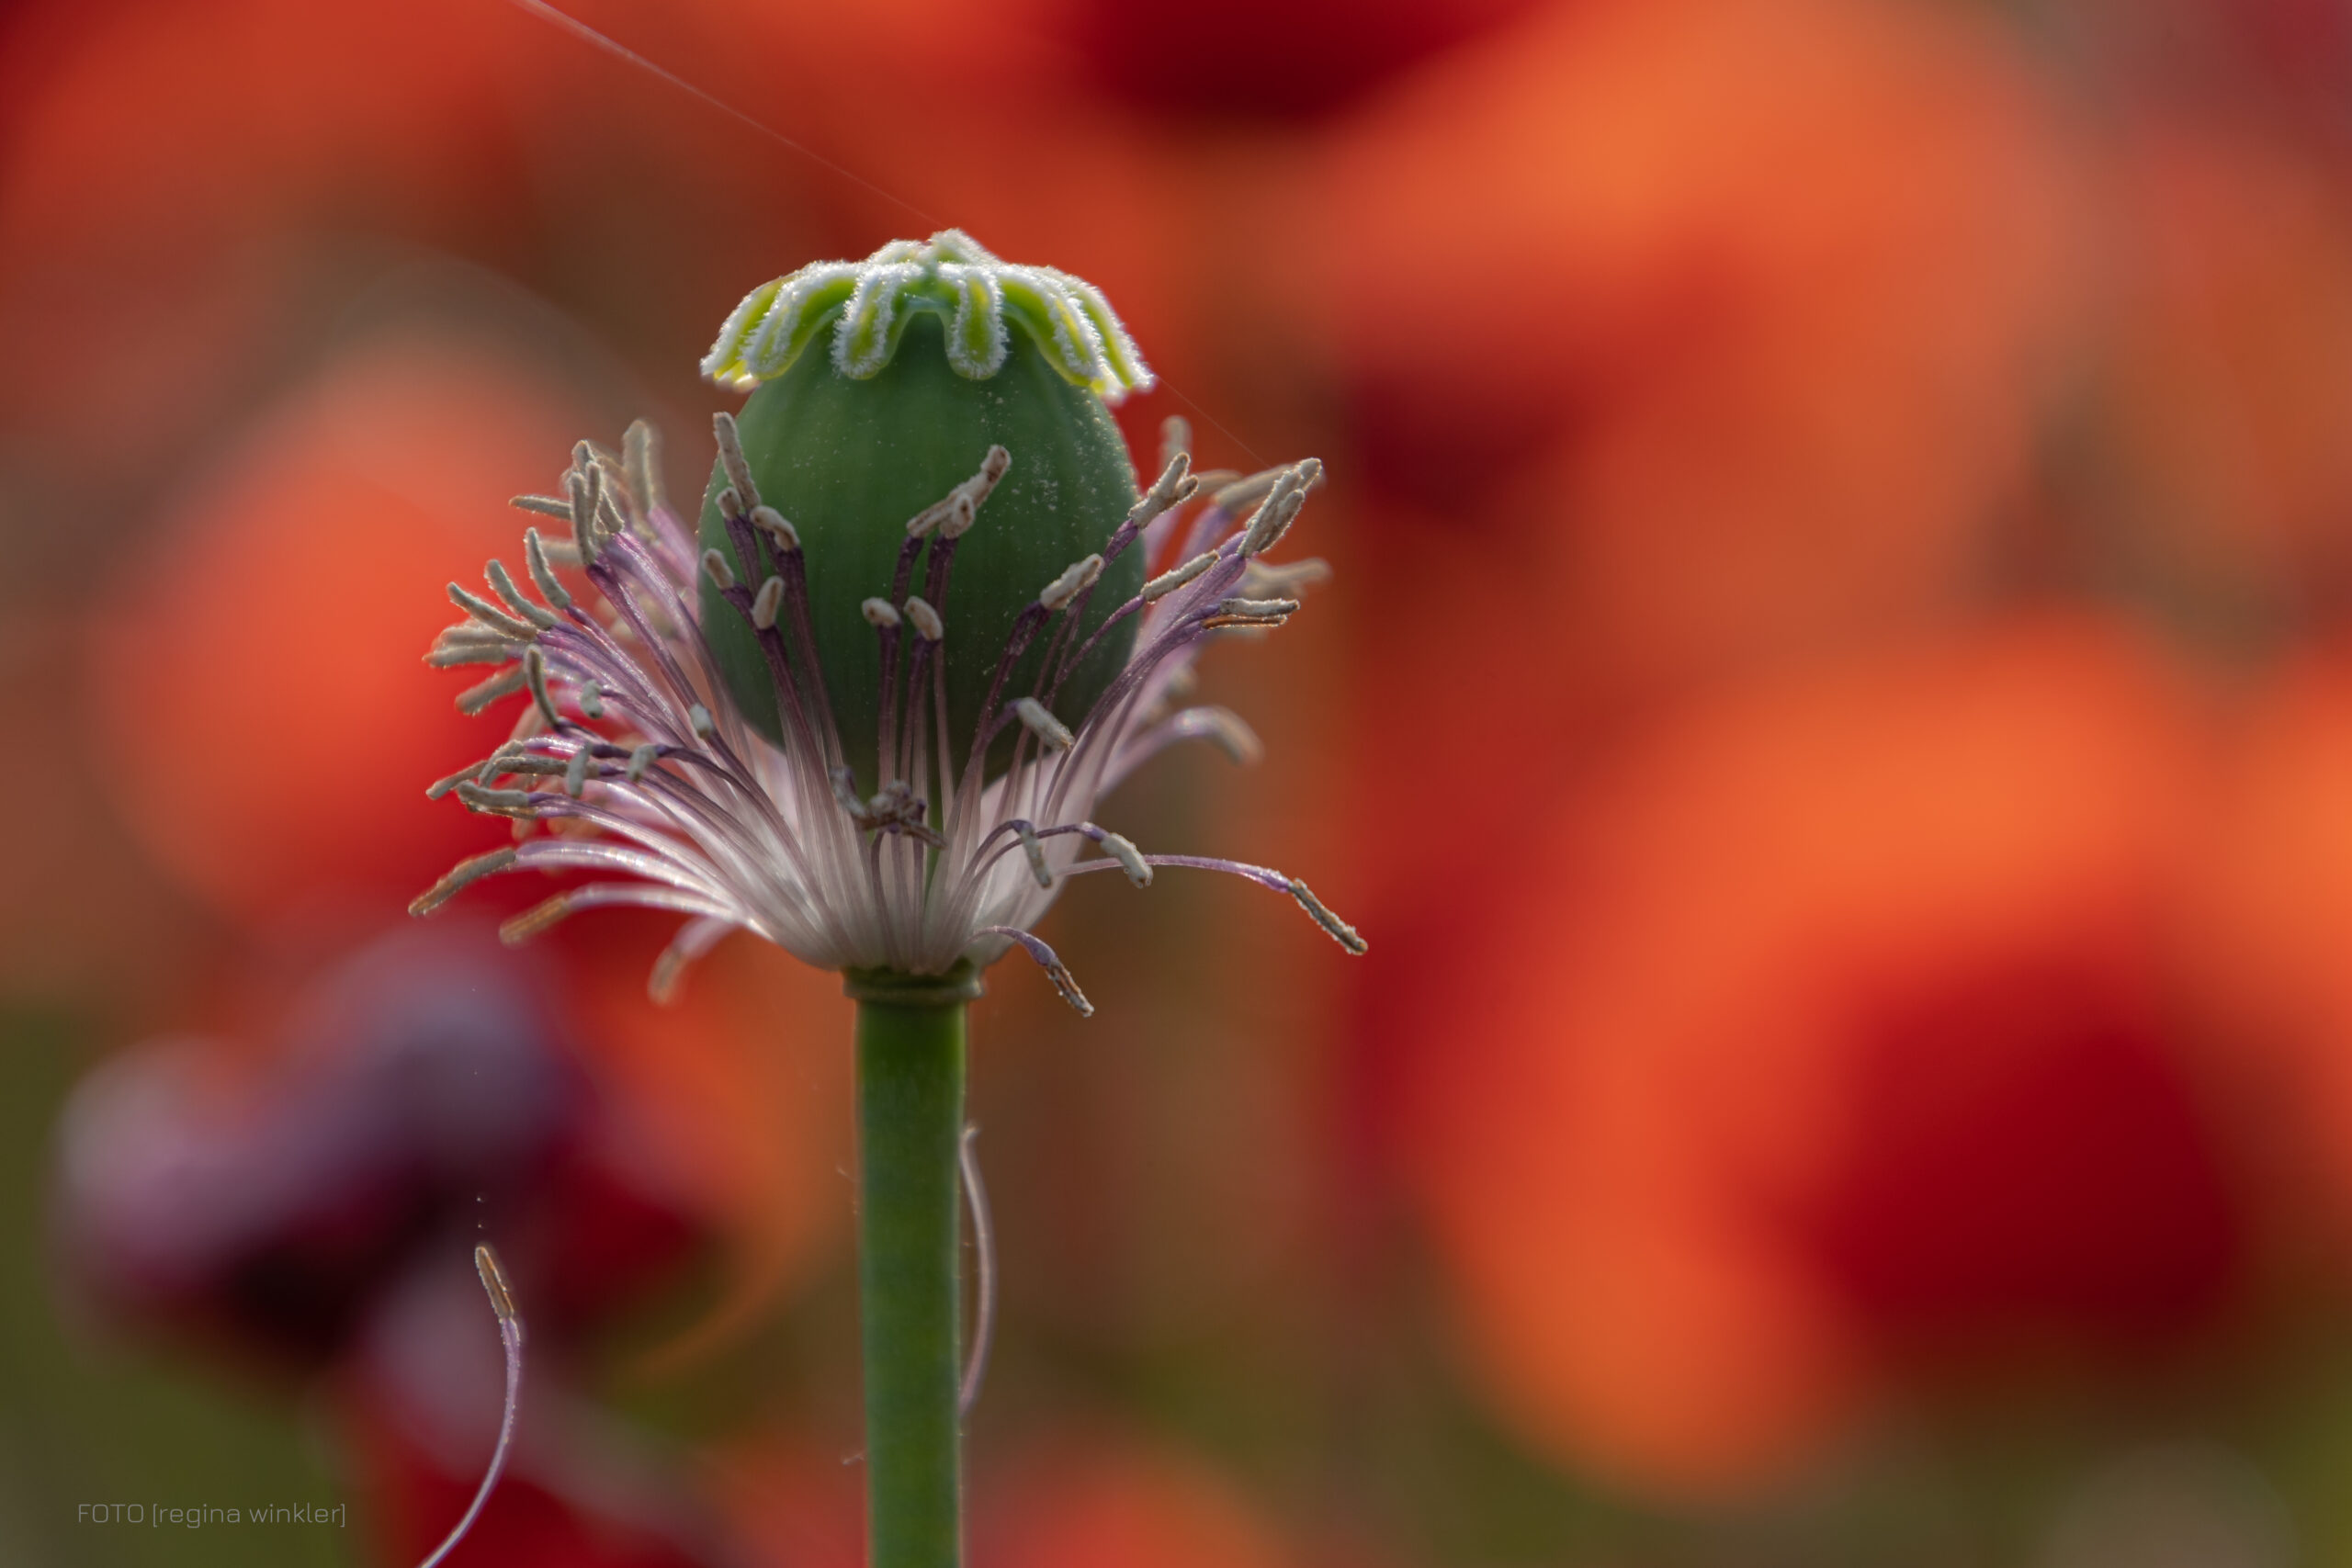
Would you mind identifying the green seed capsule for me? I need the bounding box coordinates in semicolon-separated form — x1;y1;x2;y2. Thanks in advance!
698;233;1151;794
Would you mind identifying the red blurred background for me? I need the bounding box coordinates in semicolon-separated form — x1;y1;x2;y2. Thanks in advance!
10;0;2352;1563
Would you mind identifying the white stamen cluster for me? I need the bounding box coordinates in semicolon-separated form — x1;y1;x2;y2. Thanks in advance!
413;413;1363;1010
701;230;1155;400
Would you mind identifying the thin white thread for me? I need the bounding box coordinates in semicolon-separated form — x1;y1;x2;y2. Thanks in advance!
503;0;937;226
498;0;1267;466
959;1124;996;1416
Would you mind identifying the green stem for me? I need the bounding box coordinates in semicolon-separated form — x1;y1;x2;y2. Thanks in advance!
849;966;975;1568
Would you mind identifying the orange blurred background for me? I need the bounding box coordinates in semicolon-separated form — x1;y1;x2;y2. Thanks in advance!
9;0;2352;1563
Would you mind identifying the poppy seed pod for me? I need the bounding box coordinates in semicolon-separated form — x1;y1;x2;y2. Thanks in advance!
698;231;1150;792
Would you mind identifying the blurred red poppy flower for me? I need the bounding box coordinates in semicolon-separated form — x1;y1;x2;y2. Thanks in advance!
1384;620;2252;1495
85;332;594;926
53;920;725;1565
2185;653;2352;1253
2089;121;2352;625
55;921;700;1363
1312;0;2086;706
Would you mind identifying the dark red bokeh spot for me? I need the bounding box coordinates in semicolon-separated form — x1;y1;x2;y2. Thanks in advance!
1057;0;1554;119
1797;953;2241;1358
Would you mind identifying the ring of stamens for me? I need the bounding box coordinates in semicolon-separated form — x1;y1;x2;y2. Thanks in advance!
413;411;1363;1006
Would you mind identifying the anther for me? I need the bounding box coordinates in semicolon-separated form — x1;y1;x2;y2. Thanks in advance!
486;559;557;629
501;893;575;945
1218;596;1300;618
1211;468;1287;514
752;576;786;630
752;506;799;553
1039;553;1104;612
1241;557;1331;596
474;1243;520;1326
1176;705;1263;766
1142;551;1216;602
713;412;760;512
626;742;659;782
563;748;591;797
1238;468;1305;557
717;485;744;522
510;494;572;519
1245;487;1310;557
688;704;715;739
408;848;520;917
596;479;631;546
1140;450;1193;517
473;739;525;785
1159;415;1192;478
523;646;562;728
566;469;601;565
425;761;480;800
524;529;573;610
579;680;604;719
903;596;944;641
447;582;539;642
907;493;958;539
1042;956;1093;1018
971;444;1012;498
453;782;539;818
703;547;737;591
1016;822;1052;888
1012;697;1075;751
910;445;1012;537
1289;879;1368;955
432;622;513;650
1099;829;1153;886
624;419;663;516
427;643;512;669
986;925;1094;1017
457;666;527;716
862;597;901;629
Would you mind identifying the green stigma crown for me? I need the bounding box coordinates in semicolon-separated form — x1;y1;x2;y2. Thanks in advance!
701;229;1155;401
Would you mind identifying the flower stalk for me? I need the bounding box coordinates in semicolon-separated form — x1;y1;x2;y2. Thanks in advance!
849;967;978;1568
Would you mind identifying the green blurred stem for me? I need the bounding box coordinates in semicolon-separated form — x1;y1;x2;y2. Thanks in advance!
850;966;975;1568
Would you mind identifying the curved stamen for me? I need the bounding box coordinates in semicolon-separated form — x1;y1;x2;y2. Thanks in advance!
500;883;737;946
423;416;1356;987
650;915;736;1003
1119;705;1263;770
413;1245;524;1568
974;925;1092;1017
1056;854;1368;954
